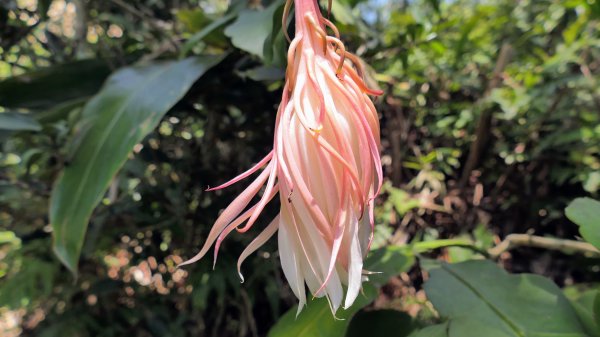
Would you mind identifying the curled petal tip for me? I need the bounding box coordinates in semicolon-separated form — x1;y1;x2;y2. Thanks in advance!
176;260;193;269
368;88;384;96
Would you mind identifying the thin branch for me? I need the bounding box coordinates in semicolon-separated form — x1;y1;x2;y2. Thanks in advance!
410;234;600;260
413;238;491;257
459;43;513;188
488;234;600;258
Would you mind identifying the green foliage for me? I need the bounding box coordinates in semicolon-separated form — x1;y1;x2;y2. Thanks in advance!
363;245;416;284
565;286;600;337
421;260;588;337
346;309;416;337
179;12;237;57
50;56;225;275
0;0;599;336
409;324;448;337
224;0;284;61
565;198;600;250
269;245;414;337
268;285;378;337
0;60;111;109
0;112;41;132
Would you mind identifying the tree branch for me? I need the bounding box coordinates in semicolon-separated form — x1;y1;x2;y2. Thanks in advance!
488;234;600;258
459;43;513;188
410;234;600;259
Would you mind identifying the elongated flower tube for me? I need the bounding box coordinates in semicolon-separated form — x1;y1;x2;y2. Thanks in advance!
180;0;383;315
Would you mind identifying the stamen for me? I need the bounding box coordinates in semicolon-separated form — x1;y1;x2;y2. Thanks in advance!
321;18;340;39
344;67;384;96
343;51;365;80
325;36;346;77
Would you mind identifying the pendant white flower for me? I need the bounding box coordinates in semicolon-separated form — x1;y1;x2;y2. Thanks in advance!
180;0;383;315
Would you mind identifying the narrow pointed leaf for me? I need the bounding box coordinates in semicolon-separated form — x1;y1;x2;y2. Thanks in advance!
180;12;237;57
0;59;111;109
50;55;225;275
0;112;42;131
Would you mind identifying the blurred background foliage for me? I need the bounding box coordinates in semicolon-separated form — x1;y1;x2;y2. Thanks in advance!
0;0;599;336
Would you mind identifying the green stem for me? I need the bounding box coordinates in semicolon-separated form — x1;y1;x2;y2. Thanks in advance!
411;239;489;257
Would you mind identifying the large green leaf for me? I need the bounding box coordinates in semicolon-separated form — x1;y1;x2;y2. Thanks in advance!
346;309;416;337
363;245;415;285
565;287;600;337
0;59;111;109
268;285;378;337
224;0;283;60
50;55;225;275
565;198;600;250
329;0;356;25
34;97;88;125
595;293;600;327
0;112;41;131
424;260;588;337
267;246;415;337
262;0;287;67
408;323;448;337
409;318;515;337
445;318;515;337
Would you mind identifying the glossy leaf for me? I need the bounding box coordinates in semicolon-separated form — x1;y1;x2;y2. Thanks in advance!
224;0;283;60
0;112;41;131
268;246;414;337
346;309;416;337
34;98;88;125
262;0;288;67
566;287;600;337
410;318;530;337
595;293;600;326
408;323;448;337
565;197;600;250
50;55;225;275
424;260;588;337
0;59;111;109
410;318;516;337
238;66;285;81
363;245;415;285
268;285;377;337
330;0;355;25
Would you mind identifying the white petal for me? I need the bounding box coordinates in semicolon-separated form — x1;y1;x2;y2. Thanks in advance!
237;215;279;282
278;215;306;314
344;212;363;309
